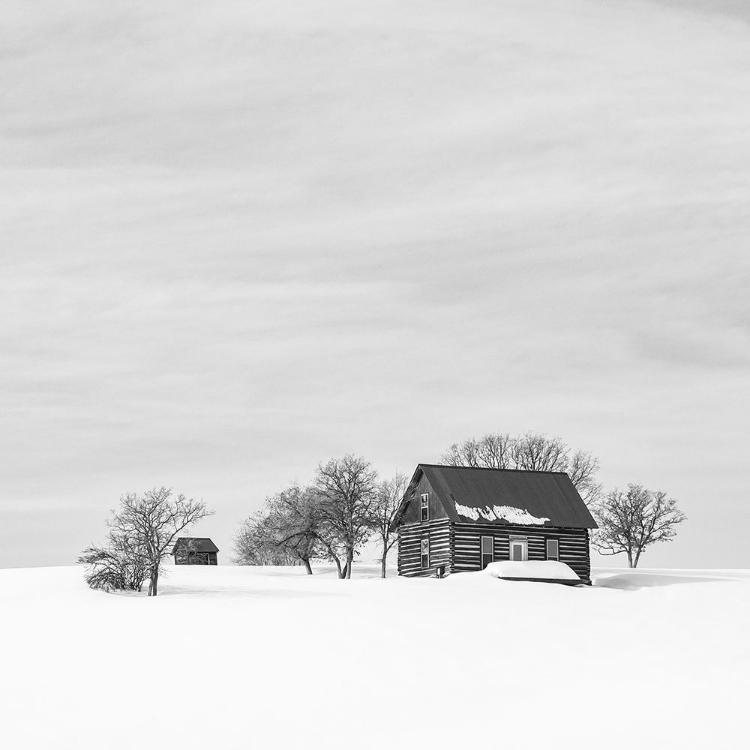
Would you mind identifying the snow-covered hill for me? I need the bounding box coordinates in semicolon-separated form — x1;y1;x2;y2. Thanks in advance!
2;565;748;749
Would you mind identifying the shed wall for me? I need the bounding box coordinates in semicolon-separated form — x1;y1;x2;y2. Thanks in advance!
175;550;218;565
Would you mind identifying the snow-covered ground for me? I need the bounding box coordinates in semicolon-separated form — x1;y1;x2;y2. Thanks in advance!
1;565;747;749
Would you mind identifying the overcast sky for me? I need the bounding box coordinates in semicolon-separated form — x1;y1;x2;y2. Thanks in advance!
2;0;749;569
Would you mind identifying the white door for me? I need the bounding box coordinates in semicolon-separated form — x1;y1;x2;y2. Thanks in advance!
510;540;528;561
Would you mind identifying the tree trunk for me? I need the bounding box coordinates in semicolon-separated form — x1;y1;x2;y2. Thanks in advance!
633;549;641;568
627;550;634;568
148;566;159;596
345;550;353;579
333;556;344;578
302;558;313;575
381;557;387;579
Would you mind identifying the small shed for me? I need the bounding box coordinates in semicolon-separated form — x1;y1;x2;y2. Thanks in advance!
173;538;219;566
391;464;598;584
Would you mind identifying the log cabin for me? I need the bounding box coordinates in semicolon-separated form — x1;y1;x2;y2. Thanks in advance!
391;464;597;584
172;537;219;565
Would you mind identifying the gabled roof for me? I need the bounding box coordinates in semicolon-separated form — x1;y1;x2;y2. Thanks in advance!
398;464;597;529
173;537;219;554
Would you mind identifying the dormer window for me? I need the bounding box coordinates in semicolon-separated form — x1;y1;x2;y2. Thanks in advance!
420;493;429;521
420;536;430;568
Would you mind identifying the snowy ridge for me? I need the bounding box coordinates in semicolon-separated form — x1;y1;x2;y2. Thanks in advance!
454;502;550;525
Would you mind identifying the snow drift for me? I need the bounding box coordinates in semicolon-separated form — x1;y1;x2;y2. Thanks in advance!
484;560;581;581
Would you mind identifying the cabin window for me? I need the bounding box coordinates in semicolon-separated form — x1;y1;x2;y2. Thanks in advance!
546;539;559;561
420;536;430;568
481;536;494;569
420;493;429;521
509;539;528;562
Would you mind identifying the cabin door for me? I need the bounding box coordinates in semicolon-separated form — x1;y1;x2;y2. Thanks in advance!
510;539;528;562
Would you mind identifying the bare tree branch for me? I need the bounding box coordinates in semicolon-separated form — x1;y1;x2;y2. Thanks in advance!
440;432;601;507
592;485;686;567
234;485;320;573
314;454;379;579
80;487;212;596
370;472;408;578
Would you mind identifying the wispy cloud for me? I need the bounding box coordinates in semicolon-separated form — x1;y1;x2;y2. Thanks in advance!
2;0;750;567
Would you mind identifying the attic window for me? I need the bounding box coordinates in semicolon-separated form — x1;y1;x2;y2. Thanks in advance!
546;538;559;561
420;536;429;568
420;493;429;521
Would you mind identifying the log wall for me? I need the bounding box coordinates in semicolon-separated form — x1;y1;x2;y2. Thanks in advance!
397;521;591;583
451;523;590;583
397;519;451;577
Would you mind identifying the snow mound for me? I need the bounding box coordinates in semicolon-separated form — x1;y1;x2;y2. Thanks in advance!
484;561;581;581
454;502;550;525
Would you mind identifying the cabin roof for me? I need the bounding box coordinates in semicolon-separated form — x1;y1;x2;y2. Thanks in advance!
173;537;219;553
398;464;598;529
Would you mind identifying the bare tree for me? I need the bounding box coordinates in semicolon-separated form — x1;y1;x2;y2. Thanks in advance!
474;433;514;469
269;486;323;574
371;472;408;578
233;474;379;578
442;438;481;468
592;484;686;568
233;513;301;566
234;485;320;573
314;454;379;579
565;449;602;508
107;487;212;596
77;537;147;592
441;432;601;507
441;434;513;469
511;433;569;472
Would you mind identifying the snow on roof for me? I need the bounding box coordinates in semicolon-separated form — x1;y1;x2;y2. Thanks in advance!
454;502;550;525
484;560;581;581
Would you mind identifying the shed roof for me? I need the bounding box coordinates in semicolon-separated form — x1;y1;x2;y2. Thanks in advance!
173;537;219;554
398;464;597;529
